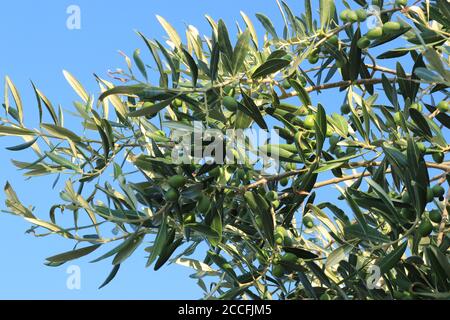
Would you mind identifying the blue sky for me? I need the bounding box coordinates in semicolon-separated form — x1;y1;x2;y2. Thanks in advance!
0;0;435;300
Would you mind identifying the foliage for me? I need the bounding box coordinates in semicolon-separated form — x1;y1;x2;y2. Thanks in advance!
1;0;450;300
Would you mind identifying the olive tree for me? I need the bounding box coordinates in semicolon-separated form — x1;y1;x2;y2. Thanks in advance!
1;0;449;300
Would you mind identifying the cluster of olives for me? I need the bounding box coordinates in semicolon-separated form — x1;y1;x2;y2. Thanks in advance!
266;190;280;210
357;21;402;49
271;227;298;278
400;184;446;238
340;8;367;23
164;174;212;224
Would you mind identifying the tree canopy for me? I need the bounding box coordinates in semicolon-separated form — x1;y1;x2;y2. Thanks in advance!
1;0;449;300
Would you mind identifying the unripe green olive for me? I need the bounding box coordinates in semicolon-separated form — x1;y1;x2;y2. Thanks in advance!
429;209;442;224
303;115;316;129
432;152;444;164
437;100;448;113
357;36;371;49
383;22;401;34
410;102;423;112
366;27;383;40
432;184;445;198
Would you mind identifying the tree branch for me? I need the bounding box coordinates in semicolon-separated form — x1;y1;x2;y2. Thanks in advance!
437;188;450;246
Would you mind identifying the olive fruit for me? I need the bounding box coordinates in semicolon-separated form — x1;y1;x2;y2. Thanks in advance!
303;115;316;129
165;188;179;202
418;218;433;237
168;175;186;189
432;184;445;198
437;100;449;113
383;22;401;34
281;253;298;263
326;126;334;137
327;35;339;46
275;226;286;245
355;9;367;22
341;104;351;114
357;36;371;49
393;111;402;125
366;27;383;40
417;142;426;154
283;233;293;247
432;152;444;164
410;102;423;112
429;209;442;224
303;215;315;229
272;263;285;278
197;196;211;213
396;0;408;6
426;188;434;203
347;11;359;23
223;96;238;112
280;177;289;187
320;293;331;300
340;9;351;22
282;80;292;90
266;191;278;202
173;99;183;107
308;53;319;64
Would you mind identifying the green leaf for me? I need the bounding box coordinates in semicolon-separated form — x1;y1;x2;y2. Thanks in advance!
325;245;352;270
366;179;400;222
217;19;233;72
240;11;258;48
45;151;80;172
409;108;432;137
344;224;390;243
154;238;183;271
314;104;327;153
348;28;362;81
31;81;59;125
232;30;250;75
99;264;121;289
255;13;278;39
209;42;220;81
289;79;311;106
319;0;335;29
6;137;38;151
185;223;220;239
5;76;23;125
377;241;407;274
133;49;148;81
156;15;182;47
41;123;82;142
113;233;145;265
63;70;89;103
181;48;198;87
0;126;35;137
240;92;268;130
46;244;101;264
127;96;177;117
252;59;291;79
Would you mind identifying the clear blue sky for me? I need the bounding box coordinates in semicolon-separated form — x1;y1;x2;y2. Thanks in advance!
0;0;424;300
